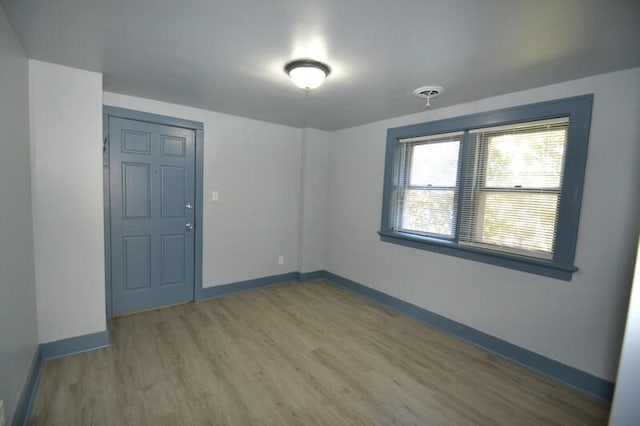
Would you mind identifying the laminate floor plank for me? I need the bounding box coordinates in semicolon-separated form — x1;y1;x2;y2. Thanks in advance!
29;280;609;425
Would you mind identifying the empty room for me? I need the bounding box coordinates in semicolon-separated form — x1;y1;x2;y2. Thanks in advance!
2;0;640;424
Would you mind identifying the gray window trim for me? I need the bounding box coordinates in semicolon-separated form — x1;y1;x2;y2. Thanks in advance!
379;95;593;281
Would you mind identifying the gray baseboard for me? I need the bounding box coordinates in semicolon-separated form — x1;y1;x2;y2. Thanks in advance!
321;270;614;402
11;346;42;426
40;330;111;360
14;330;110;425
198;272;299;301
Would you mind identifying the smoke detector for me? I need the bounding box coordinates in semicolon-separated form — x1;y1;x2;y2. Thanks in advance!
413;86;445;108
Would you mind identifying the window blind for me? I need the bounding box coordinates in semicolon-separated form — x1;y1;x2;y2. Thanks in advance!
395;133;463;238
458;117;569;258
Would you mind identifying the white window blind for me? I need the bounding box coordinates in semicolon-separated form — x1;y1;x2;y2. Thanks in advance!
395;133;463;238
458;117;569;258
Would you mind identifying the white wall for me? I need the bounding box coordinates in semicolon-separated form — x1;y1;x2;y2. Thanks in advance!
298;128;330;273
325;67;640;381
103;93;304;287
0;6;38;422
29;60;106;343
610;237;640;425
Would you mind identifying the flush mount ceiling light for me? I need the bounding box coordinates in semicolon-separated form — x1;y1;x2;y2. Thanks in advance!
284;59;331;91
413;85;445;108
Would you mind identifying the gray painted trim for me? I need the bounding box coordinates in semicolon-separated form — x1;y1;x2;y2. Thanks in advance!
197;272;299;301
40;330;111;360
102;106;204;130
11;346;42;426
379;232;576;280
193;128;205;302
320;270;614;401
102;106;205;317
380;95;594;280
102;114;113;320
297;270;326;281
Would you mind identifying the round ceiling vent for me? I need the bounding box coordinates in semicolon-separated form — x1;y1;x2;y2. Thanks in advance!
413;85;444;99
413;86;445;108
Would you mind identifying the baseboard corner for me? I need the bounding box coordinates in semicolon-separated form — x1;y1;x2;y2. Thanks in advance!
12;345;43;426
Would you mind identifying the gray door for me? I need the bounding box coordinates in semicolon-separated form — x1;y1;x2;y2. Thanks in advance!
108;116;195;315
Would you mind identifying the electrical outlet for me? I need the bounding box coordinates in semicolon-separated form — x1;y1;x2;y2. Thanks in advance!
277;256;284;266
0;399;5;426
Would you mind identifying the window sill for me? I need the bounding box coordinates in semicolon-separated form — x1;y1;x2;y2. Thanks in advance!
378;230;577;281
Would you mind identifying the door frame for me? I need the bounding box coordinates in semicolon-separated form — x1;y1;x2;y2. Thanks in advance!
103;106;204;319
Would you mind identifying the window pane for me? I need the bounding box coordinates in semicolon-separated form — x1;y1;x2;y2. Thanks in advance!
410;141;460;187
485;129;566;188
476;192;558;255
400;189;455;237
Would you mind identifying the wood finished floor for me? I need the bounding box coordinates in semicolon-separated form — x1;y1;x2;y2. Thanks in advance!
30;280;609;425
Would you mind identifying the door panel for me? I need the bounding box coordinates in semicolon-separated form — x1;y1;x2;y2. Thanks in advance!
123;163;151;219
123;236;151;290
161;234;185;286
109;116;195;315
161;166;186;218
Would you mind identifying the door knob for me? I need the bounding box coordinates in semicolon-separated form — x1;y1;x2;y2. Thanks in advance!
185;222;194;230
185;202;193;209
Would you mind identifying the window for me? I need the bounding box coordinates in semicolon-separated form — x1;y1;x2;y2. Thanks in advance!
396;132;462;238
379;95;593;280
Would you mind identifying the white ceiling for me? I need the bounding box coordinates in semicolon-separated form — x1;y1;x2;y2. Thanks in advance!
2;0;639;131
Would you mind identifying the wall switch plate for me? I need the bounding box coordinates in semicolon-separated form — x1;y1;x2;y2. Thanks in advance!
211;191;219;202
0;399;5;426
278;256;284;266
